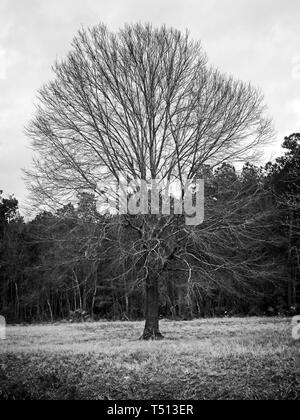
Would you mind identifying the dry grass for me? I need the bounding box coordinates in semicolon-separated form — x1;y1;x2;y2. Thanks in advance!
0;318;299;400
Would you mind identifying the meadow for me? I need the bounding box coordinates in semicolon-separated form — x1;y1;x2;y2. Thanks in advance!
0;318;299;400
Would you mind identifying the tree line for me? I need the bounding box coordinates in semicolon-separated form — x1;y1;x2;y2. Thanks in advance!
1;133;299;323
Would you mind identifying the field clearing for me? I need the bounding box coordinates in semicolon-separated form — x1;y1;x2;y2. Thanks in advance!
0;318;299;400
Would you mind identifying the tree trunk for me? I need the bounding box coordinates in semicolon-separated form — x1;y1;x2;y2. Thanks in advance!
47;299;54;322
92;279;97;317
141;274;164;340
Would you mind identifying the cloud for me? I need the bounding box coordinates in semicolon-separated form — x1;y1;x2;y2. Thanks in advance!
287;99;300;123
0;48;8;79
292;55;300;81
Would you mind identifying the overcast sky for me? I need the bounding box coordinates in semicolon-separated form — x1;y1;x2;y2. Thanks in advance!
0;0;299;211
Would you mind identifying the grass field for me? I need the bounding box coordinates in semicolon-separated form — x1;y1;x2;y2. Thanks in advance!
0;318;299;400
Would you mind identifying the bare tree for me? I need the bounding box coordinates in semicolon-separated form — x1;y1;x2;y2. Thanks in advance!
26;23;273;339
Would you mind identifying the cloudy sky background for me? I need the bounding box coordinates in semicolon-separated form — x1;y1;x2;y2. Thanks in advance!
0;0;299;212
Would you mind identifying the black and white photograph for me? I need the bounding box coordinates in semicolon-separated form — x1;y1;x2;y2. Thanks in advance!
0;0;299;403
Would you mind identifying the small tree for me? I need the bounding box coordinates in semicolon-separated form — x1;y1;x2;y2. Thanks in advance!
26;24;272;338
266;134;300;310
0;191;24;321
